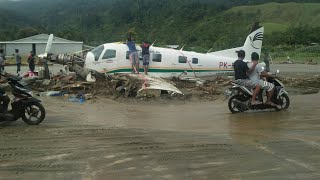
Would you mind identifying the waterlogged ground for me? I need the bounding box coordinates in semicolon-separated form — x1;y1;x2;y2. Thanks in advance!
0;93;320;179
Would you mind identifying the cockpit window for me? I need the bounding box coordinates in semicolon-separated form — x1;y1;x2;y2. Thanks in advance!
91;45;104;61
102;49;116;59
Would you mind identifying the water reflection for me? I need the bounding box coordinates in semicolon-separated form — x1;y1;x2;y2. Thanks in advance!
227;110;291;144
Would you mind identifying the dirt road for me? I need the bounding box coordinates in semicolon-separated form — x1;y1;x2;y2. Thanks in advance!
271;64;320;74
1;93;320;179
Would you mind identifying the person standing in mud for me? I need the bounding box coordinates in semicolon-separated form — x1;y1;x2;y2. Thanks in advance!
27;51;36;72
126;36;139;74
140;41;150;75
15;49;22;75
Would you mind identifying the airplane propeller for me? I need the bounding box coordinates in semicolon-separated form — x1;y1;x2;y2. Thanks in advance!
38;34;53;59
37;34;53;79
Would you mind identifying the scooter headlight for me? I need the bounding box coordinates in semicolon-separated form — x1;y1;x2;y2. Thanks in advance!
224;89;233;96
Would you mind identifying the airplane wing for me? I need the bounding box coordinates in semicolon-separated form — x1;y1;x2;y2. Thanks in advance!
134;75;183;95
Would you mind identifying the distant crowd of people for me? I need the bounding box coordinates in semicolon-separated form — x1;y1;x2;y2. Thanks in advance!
0;49;36;78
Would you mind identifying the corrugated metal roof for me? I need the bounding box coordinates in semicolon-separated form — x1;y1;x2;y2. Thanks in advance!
0;34;83;44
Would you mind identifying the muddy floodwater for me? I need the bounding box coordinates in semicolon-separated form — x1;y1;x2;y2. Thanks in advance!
0;92;320;179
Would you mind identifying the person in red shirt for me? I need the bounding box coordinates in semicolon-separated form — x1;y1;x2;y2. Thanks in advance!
140;41;150;75
27;51;35;72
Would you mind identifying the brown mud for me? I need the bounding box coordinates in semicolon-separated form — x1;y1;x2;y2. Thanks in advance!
0;65;320;179
0;93;320;179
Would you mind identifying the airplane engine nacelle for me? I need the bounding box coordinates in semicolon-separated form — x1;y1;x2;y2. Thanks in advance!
55;54;73;65
52;53;85;67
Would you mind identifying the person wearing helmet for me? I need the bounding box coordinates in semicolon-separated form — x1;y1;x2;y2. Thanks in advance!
234;50;261;105
248;52;276;107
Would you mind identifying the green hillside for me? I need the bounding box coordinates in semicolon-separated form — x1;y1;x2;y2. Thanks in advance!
0;0;319;55
227;2;320;34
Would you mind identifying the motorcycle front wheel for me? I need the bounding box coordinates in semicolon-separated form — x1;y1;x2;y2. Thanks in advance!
22;102;46;125
275;94;290;111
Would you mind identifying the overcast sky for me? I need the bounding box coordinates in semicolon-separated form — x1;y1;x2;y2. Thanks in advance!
0;0;23;2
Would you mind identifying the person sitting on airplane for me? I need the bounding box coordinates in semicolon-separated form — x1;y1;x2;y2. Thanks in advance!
140;41;150;75
248;52;276;107
126;36;139;74
234;50;262;105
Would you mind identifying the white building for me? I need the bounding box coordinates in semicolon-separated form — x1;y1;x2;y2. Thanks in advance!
0;34;83;56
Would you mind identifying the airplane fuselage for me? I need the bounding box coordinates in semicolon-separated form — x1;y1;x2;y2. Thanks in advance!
85;43;235;78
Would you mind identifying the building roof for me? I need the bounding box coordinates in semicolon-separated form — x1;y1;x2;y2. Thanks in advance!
0;34;83;44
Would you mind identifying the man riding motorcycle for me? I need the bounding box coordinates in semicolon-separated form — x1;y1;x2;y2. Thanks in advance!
234;50;261;105
248;52;277;106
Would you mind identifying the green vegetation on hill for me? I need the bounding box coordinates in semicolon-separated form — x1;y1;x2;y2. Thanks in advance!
228;2;320;33
0;0;319;62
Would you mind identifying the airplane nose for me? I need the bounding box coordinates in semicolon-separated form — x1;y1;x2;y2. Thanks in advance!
84;52;96;69
86;52;95;62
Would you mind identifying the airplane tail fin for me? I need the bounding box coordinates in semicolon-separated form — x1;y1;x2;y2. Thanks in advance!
209;22;264;61
242;23;264;61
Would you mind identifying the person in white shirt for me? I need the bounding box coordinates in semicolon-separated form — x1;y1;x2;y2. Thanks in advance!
247;52;276;107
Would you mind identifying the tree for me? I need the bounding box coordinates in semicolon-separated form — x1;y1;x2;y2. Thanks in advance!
17;27;40;39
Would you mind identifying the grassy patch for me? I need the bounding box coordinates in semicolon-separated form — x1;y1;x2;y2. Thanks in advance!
227;2;320;34
261;22;288;34
4;56;33;65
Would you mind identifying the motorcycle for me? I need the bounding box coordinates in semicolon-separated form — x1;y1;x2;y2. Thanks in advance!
225;71;290;113
0;75;46;125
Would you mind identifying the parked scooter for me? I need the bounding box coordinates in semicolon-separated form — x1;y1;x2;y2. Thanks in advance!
225;70;290;113
0;75;46;125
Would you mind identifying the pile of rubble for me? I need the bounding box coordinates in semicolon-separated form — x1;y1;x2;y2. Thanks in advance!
0;68;234;102
170;76;231;100
26;73;146;99
280;75;320;88
280;75;320;94
2;68;318;102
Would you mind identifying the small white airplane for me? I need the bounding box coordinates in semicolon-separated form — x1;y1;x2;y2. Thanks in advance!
40;24;264;95
83;24;264;79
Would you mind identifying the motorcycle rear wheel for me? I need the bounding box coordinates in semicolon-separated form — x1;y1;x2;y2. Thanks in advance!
228;95;245;113
22;102;46;125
